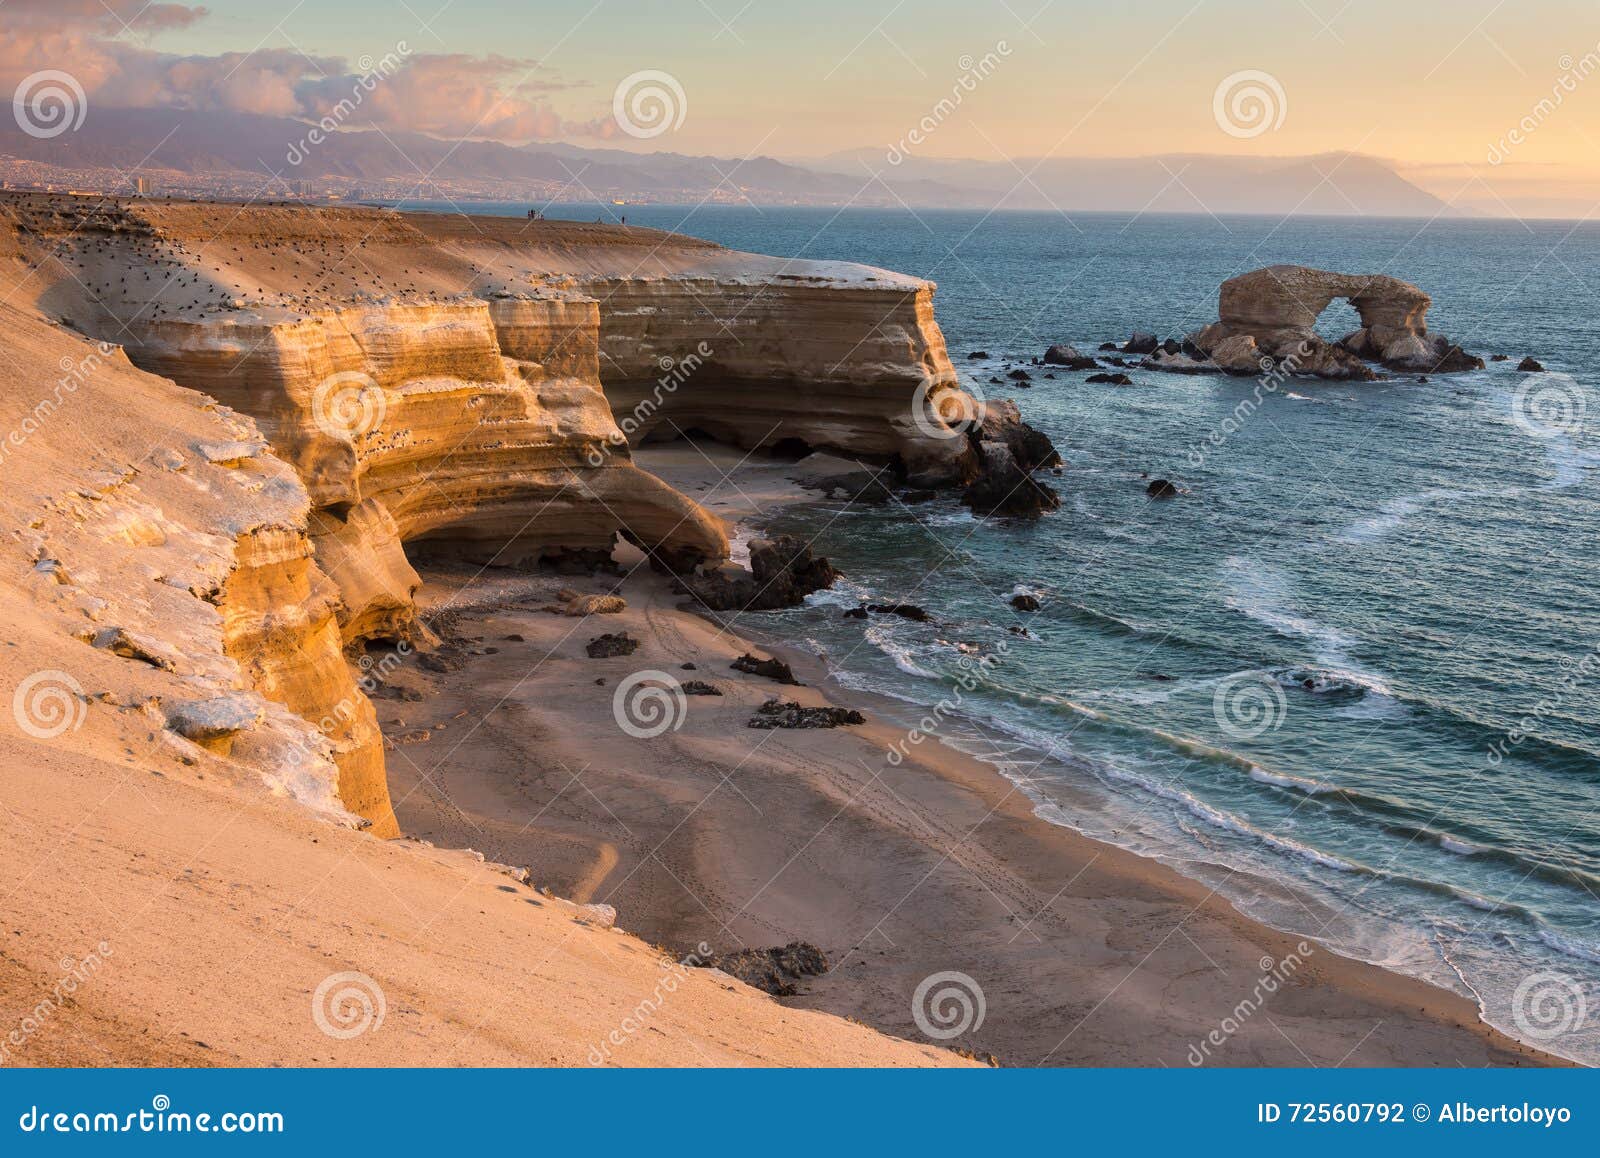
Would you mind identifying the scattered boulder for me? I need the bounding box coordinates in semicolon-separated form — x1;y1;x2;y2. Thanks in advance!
1517;356;1546;372
705;942;829;996
842;607;869;620
164;694;263;753
681;681;722;696
866;603;934;623
91;626;178;671
542;591;626;616
1146;479;1179;498
585;633;639;659
1086;372;1134;386
1123;331;1160;355
960;400;1062;519
1011;593;1041;612
1006;368;1032;383
1043;344;1098;370
731;654;801;685
747;699;865;730
1490;354;1510;362
677;535;839;612
967;350;990;359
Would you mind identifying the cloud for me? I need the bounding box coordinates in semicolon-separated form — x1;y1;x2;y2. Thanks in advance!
3;1;607;143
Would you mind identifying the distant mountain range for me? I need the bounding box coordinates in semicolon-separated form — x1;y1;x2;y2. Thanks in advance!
0;106;1456;218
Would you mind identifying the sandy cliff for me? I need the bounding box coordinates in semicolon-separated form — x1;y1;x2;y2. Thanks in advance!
9;199;989;641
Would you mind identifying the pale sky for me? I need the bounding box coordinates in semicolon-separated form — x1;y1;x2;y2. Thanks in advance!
10;0;1600;215
141;0;1600;171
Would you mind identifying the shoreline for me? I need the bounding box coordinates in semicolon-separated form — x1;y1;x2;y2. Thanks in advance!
378;443;1562;1067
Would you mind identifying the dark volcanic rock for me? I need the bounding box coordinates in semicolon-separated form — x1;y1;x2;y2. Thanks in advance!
1146;479;1179;498
585;633;638;658
747;699;866;730
1123;331;1160;355
968;350;990;359
681;680;722;696
1006;368;1032;382
677;535;839;612
1517;356;1546;372
1011;593;1041;611
842;607;869;620
867;603;934;623
963;439;1061;518
731;654;801;685
1429;345;1485;373
1043;344;1099;370
959;400;1062;519
1086;372;1134;386
706;942;829;996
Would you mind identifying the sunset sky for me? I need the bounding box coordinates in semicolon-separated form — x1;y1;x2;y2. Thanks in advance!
10;0;1600;212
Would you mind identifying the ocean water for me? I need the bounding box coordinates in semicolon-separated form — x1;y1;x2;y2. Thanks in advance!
410;200;1600;1063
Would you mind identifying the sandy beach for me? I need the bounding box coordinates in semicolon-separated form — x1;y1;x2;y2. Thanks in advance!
380;443;1556;1067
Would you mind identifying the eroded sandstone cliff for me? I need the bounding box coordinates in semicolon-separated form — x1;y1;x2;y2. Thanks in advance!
10;198;1000;643
0;298;392;834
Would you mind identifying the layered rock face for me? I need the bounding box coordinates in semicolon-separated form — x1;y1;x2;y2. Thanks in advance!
588;270;971;485
0;300;393;834
3;195;1053;835
122;295;726;640
1189;265;1482;378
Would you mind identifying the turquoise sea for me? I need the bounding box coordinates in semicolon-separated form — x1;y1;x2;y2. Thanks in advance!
407;200;1600;1063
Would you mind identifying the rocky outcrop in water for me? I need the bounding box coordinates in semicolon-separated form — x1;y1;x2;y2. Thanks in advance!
1187;265;1483;378
961;401;1062;518
677;535;840;612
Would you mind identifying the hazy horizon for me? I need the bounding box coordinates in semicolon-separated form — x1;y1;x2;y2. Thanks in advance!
6;0;1600;217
